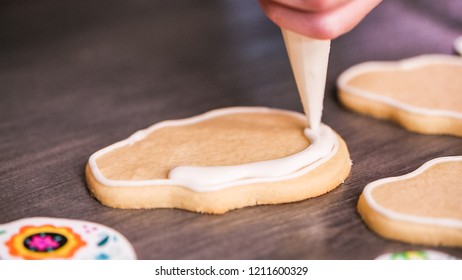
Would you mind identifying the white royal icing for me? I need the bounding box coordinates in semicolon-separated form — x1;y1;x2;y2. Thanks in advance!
455;35;462;55
0;217;136;260
363;156;462;229
88;107;338;192
337;54;462;120
169;124;335;187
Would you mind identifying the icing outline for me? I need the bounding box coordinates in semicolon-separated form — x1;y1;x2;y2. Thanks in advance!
337;54;462;120
363;156;462;229
5;225;85;259
88;107;339;192
168;124;335;188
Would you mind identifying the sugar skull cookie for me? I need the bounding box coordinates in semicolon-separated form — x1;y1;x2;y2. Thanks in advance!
0;217;136;260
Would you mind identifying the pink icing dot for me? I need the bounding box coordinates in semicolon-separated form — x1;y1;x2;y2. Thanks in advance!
28;235;59;251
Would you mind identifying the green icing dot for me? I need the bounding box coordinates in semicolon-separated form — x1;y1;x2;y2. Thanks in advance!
0;230;5;235
390;252;407;260
418;251;428;259
391;251;428;260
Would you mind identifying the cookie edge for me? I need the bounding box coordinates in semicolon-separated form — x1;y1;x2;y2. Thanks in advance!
358;194;462;247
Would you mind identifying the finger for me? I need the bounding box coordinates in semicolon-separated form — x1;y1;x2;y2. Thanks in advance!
268;0;351;12
259;0;382;39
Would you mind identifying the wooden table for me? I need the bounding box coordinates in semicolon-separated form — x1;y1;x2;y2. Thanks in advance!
1;0;461;259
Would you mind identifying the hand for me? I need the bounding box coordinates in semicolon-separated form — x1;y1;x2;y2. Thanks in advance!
259;0;382;39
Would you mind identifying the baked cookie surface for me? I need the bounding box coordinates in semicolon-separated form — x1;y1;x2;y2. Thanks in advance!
337;55;462;136
86;107;351;214
358;156;462;247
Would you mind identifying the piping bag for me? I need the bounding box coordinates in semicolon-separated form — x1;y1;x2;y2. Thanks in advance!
281;29;331;131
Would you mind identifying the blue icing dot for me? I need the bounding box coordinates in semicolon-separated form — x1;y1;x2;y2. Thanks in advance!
95;253;110;260
97;234;110;246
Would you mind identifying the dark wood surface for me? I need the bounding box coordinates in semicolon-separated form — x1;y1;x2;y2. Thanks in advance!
1;0;462;259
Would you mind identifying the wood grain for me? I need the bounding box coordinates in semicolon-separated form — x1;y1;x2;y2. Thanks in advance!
1;0;461;259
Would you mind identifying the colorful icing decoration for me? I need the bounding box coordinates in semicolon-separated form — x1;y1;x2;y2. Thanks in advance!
88;107;339;192
95;253;110;260
0;217;136;260
97;234;110;247
5;225;85;260
376;250;457;260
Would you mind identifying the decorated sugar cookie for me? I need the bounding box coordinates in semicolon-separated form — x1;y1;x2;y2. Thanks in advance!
0;217;136;259
376;250;456;260
337;55;462;137
86;107;351;214
358;156;462;247
455;36;462;55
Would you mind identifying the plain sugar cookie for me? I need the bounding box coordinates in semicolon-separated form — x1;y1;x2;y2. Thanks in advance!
358;156;462;247
86;107;351;214
337;55;462;137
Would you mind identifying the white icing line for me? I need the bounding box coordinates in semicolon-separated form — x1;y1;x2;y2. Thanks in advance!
455;36;462;55
337;54;462;119
88;107;339;192
363;156;462;229
169;125;335;187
